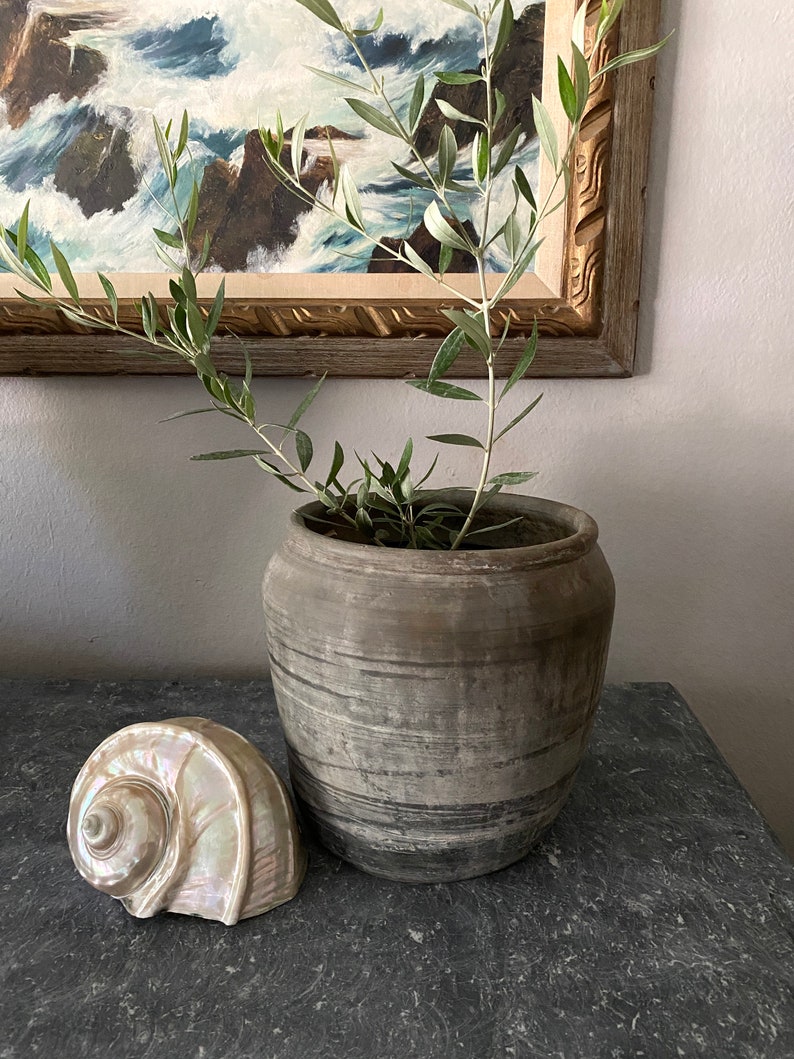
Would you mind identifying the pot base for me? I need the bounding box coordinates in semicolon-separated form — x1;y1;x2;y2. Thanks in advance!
304;812;558;884
290;758;577;883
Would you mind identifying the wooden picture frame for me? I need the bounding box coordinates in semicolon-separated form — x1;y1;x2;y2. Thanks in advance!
0;0;661;378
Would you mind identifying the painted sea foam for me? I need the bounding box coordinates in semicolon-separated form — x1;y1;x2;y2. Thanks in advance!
0;0;541;273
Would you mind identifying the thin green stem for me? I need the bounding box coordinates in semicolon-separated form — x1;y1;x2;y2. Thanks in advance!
449;9;498;552
477;11;496;261
449;348;496;552
46;294;182;357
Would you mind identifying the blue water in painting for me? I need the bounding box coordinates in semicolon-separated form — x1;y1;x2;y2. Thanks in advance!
128;17;236;79
4;219;50;264
191;126;247;161
0;105;90;192
346;32;479;71
0;0;542;274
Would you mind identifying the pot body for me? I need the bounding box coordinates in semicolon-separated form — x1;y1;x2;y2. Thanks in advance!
263;495;615;883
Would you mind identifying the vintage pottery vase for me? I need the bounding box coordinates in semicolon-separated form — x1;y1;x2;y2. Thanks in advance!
263;493;615;883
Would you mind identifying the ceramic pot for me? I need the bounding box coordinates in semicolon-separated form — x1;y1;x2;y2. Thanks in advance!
262;493;615;883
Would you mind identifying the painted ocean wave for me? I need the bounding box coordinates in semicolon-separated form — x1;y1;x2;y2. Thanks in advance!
128;16;237;79
0;0;543;274
0;101;91;193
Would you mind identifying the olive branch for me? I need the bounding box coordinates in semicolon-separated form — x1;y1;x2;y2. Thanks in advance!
0;0;669;549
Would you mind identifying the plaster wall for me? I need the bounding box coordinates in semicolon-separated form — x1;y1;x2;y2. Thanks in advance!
2;0;793;853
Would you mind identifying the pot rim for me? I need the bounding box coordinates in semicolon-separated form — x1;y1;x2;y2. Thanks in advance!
288;493;599;571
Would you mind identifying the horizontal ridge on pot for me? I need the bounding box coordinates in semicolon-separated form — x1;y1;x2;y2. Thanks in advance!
263;494;615;883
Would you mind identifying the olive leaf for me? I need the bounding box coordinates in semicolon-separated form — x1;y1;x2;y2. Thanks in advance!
438;125;458;186
403;242;435;280
191;449;270;461
428;327;466;382
293;0;344;31
436;71;481;85
291;113;308;179
501;321;539;397
493;126;522;177
492;0;514;62
392;162;434;191
557;57;577;124
424;202;471;252
572;43;591;117
441;309;491;357
408;74;426;130
436;98;483;126
341;168;365;230
295;430;313;472
97;274;119;323
436;0;476;12
488;471;538;486
494;393;543;441
473;131;489;184
513;165;536;210
532;96;558;168
50;241;80;303
595;0;625;44
345;98;401;137
286;374;327;434
593;34;674;79
408;379;482;401
427;433;484;448
305;66;371;94
16;201;28;264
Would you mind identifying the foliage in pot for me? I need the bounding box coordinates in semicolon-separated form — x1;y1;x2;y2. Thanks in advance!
0;0;666;879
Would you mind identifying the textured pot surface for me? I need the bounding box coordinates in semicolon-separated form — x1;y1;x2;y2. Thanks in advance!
263;494;615;883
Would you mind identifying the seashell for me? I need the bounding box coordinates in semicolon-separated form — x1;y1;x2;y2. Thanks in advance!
67;717;307;925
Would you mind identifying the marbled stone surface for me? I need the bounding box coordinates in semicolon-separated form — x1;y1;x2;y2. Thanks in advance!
1;680;792;1059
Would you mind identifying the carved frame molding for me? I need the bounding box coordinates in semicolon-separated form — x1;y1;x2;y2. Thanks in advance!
0;0;662;378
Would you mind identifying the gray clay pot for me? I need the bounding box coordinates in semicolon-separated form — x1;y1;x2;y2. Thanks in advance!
263;493;615;883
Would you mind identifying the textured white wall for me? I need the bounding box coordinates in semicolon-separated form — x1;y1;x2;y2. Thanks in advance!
2;0;792;852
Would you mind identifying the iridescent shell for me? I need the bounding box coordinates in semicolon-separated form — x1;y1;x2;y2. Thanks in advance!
67;717;307;924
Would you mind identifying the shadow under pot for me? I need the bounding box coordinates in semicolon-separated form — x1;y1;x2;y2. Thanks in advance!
262;492;615;883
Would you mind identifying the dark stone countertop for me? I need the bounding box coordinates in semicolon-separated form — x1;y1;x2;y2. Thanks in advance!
0;680;792;1059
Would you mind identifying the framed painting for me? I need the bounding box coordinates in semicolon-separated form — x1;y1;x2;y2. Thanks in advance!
0;0;662;378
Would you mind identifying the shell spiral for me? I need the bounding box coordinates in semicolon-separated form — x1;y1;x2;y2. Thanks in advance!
67;717;307;924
